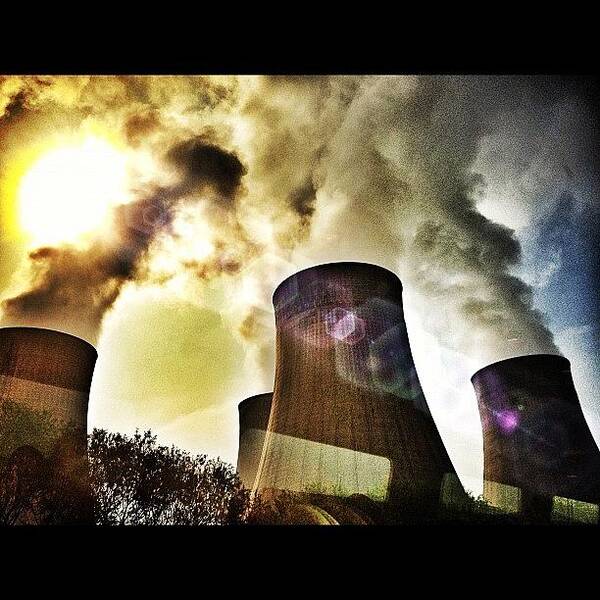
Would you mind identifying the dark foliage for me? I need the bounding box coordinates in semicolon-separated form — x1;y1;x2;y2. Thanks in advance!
0;401;254;525
88;428;251;525
2;401;597;526
0;401;92;525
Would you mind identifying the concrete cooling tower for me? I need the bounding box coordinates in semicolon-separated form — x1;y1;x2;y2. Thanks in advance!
472;354;600;517
253;262;459;509
237;393;273;489
0;327;97;524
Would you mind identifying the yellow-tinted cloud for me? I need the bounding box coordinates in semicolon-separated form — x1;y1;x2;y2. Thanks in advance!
89;290;247;427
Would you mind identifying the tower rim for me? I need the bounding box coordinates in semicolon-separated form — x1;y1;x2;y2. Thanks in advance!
272;261;403;308
238;392;273;412
470;353;569;383
0;325;97;356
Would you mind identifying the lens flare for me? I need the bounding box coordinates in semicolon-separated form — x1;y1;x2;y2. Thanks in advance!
495;409;520;434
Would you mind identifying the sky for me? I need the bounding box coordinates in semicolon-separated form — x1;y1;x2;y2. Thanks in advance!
0;75;597;495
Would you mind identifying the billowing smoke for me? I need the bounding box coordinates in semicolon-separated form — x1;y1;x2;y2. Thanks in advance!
2;195;168;341
0;75;591;364
229;76;577;377
0;102;252;341
299;76;562;363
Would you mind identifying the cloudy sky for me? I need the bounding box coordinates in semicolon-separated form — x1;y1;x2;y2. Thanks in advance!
0;75;597;494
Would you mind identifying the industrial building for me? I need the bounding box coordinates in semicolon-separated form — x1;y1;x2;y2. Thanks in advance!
237;392;272;490
0;326;97;524
472;354;600;517
253;262;460;509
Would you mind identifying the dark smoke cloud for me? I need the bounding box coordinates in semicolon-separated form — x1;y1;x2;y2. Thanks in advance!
2;245;126;342
1;196;173;341
289;178;317;221
165;135;247;202
1;91;29;121
0;77;53;118
1;132;249;343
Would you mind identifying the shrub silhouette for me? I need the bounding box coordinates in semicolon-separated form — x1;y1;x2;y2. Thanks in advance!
0;401;92;525
1;402;253;526
88;428;252;525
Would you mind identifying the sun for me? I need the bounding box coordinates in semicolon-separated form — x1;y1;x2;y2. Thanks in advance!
18;136;129;247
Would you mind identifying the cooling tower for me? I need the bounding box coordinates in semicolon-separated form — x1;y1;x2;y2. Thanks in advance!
0;326;97;524
237;393;273;489
253;262;459;508
472;354;600;514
